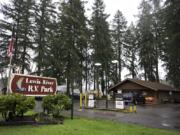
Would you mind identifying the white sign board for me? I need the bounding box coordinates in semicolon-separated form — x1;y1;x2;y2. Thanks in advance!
88;94;94;100
117;90;122;94
115;101;124;109
88;100;95;108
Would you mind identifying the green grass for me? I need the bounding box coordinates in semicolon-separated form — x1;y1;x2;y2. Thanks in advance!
0;119;179;135
0;118;179;135
24;110;37;116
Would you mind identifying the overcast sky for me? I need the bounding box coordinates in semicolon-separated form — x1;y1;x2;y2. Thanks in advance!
85;0;142;25
0;0;142;24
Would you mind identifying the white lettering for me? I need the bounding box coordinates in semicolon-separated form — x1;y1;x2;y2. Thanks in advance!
42;80;54;85
41;86;53;93
28;85;39;92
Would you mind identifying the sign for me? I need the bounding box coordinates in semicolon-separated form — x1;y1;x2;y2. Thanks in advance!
10;74;57;96
115;101;124;109
117;90;122;94
88;100;95;108
88;94;94;100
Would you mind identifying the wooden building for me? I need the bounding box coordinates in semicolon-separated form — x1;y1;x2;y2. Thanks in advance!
108;79;180;104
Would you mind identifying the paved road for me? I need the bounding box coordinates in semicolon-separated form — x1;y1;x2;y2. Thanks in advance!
35;100;180;131
73;102;180;131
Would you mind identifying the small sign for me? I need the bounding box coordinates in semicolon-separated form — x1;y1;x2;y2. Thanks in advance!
115;101;124;109
169;91;172;95
88;100;95;108
117;90;122;94
10;74;57;96
88;94;94;100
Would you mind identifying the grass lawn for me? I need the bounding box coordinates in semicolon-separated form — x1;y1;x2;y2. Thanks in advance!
0;118;179;135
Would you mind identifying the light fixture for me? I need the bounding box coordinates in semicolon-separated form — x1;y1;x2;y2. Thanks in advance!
112;60;118;64
95;62;102;66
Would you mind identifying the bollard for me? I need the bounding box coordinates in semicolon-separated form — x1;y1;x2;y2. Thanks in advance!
84;93;87;108
134;105;137;113
80;93;82;109
129;105;133;113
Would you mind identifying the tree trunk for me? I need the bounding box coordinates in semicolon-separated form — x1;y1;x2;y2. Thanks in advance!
155;43;159;82
118;44;121;82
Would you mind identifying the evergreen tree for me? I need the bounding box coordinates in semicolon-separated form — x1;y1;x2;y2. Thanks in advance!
91;0;113;94
59;0;89;95
39;4;62;81
111;10;127;82
34;0;56;75
137;0;157;81
124;23;138;79
151;0;163;82
162;0;180;88
0;0;35;73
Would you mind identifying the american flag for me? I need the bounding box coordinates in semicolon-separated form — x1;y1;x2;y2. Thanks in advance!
7;30;15;58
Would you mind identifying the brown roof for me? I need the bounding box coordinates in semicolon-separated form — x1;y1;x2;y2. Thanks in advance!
109;79;179;92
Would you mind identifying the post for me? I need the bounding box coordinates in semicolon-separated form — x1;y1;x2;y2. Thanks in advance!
84;93;87;108
80;93;82;109
97;67;99;97
94;66;95;90
134;105;137;113
7;58;13;94
116;63;118;83
7;25;15;95
105;70;108;109
71;83;74;120
106;89;108;109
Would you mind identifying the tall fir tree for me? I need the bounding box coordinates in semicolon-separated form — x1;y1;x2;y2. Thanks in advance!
151;0;163;82
111;10;127;83
34;0;56;75
162;0;180;88
91;0;113;94
0;0;35;73
124;23;138;79
137;0;157;81
58;0;89;95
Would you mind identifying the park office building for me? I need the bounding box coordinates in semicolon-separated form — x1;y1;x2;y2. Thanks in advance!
108;79;180;104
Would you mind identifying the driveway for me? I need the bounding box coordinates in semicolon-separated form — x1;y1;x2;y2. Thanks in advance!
73;103;180;131
35;99;180;131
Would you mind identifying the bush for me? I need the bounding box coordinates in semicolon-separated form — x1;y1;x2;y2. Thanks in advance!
15;94;35;117
0;94;35;120
42;94;71;118
42;95;54;114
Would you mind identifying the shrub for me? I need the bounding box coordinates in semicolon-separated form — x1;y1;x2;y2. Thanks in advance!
42;95;54;114
42;94;71;118
0;94;35;120
15;95;35;117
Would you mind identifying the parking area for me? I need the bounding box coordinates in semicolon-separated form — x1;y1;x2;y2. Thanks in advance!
35;99;180;131
74;102;180;131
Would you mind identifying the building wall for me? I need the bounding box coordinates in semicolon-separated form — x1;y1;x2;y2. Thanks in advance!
113;81;180;104
172;92;180;102
158;91;180;103
121;89;157;104
158;91;171;103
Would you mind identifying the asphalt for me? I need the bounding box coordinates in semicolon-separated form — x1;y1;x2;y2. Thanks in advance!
73;102;180;132
35;100;180;131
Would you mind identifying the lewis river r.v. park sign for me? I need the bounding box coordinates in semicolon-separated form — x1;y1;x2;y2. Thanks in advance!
9;74;57;96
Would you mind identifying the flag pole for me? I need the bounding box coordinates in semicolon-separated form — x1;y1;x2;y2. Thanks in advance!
7;54;13;94
7;25;15;95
